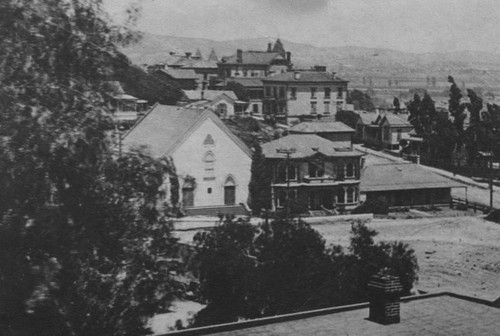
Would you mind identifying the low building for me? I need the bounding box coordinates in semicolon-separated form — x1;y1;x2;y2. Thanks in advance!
289;121;355;147
153;69;202;90
262;134;364;214
360;162;466;208
182;90;246;118
215;78;264;116
262;67;349;123
122;104;252;216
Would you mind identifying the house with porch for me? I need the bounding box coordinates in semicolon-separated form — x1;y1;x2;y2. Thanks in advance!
262;134;364;214
122;104;252;216
215;78;265;116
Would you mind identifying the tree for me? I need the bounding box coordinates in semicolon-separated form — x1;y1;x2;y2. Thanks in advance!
0;1;182;335
226;81;250;102
407;94;423;134
347;89;375;111
248;142;272;214
393;97;401;114
448;76;466;145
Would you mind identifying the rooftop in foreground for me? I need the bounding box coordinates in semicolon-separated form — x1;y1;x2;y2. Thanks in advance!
160;292;500;336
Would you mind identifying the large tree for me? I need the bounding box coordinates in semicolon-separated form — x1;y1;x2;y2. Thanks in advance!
0;1;182;335
248;142;272;214
192;218;418;327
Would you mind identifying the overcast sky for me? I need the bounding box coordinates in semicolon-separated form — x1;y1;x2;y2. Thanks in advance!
104;0;500;54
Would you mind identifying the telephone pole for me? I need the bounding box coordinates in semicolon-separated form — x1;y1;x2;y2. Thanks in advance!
276;147;296;220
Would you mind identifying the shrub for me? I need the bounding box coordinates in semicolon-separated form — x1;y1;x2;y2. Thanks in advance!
352;198;389;215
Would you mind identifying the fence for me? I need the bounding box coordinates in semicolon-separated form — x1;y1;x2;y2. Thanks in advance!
452;197;493;213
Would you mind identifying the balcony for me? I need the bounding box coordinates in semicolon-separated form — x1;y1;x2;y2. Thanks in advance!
302;175;337;184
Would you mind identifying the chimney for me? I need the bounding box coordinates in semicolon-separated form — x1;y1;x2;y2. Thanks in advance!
201;90;204;100
267;42;272;52
286;51;291;64
368;273;403;325
331;71;336;79
294;71;301;80
185;52;192;59
237;49;243;63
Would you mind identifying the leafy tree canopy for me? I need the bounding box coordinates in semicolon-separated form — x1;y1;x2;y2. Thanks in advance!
0;1;182;335
192;218;418;327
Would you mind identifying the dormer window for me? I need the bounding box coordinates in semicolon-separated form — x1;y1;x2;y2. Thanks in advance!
203;134;215;146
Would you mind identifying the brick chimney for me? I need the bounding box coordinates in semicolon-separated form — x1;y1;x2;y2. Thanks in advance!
185;52;192;59
237;49;243;63
368;273;403;325
286;51;291;64
267;42;272;52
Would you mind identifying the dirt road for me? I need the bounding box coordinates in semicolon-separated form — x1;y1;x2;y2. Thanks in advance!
313;215;500;301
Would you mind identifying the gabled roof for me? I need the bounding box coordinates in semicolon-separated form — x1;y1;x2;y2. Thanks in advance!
360;163;464;192
122;104;252;158
221;51;282;65
290;121;355;134
381;113;412;127
183;90;237;101
262;134;362;159
263;71;348;83
356;112;379;125
158;69;200;80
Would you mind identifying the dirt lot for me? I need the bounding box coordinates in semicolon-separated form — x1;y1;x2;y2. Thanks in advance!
313;215;500;301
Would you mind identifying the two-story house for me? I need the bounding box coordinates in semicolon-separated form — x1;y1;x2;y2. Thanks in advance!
262;66;349;123
262;134;363;214
377;114;413;150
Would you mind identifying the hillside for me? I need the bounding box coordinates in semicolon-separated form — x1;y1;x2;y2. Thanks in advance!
121;33;500;101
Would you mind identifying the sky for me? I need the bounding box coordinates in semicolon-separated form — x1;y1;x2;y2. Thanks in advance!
104;0;500;54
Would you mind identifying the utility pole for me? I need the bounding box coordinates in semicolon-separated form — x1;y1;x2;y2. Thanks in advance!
489;152;494;211
276;147;296;220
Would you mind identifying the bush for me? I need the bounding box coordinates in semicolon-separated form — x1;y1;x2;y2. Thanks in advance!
352;198;389;215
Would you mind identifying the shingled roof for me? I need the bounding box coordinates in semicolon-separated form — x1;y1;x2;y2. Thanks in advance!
122;104;251;158
262;134;362;159
290;121;355;134
263;71;348;83
381;113;412;127
360;163;464;192
183;90;237;101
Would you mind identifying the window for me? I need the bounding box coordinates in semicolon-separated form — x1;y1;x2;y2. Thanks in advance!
207;188;212;194
337;188;345;204
309;161;324;178
252;104;259;114
384;126;391;141
324;88;331;99
224;176;236;205
273;87;278;98
276;163;297;182
216;103;228;118
337;87;343;99
347;187;355;203
279;87;285;98
311;101;317;114
311;87;317;99
182;180;195;207
346;162;355;178
243;69;248;77
204;151;215;179
265;86;272;97
397;129;402;140
324;102;330;114
290;87;297;99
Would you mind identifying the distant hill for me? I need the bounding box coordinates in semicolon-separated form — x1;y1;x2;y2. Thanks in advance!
121;33;500;101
